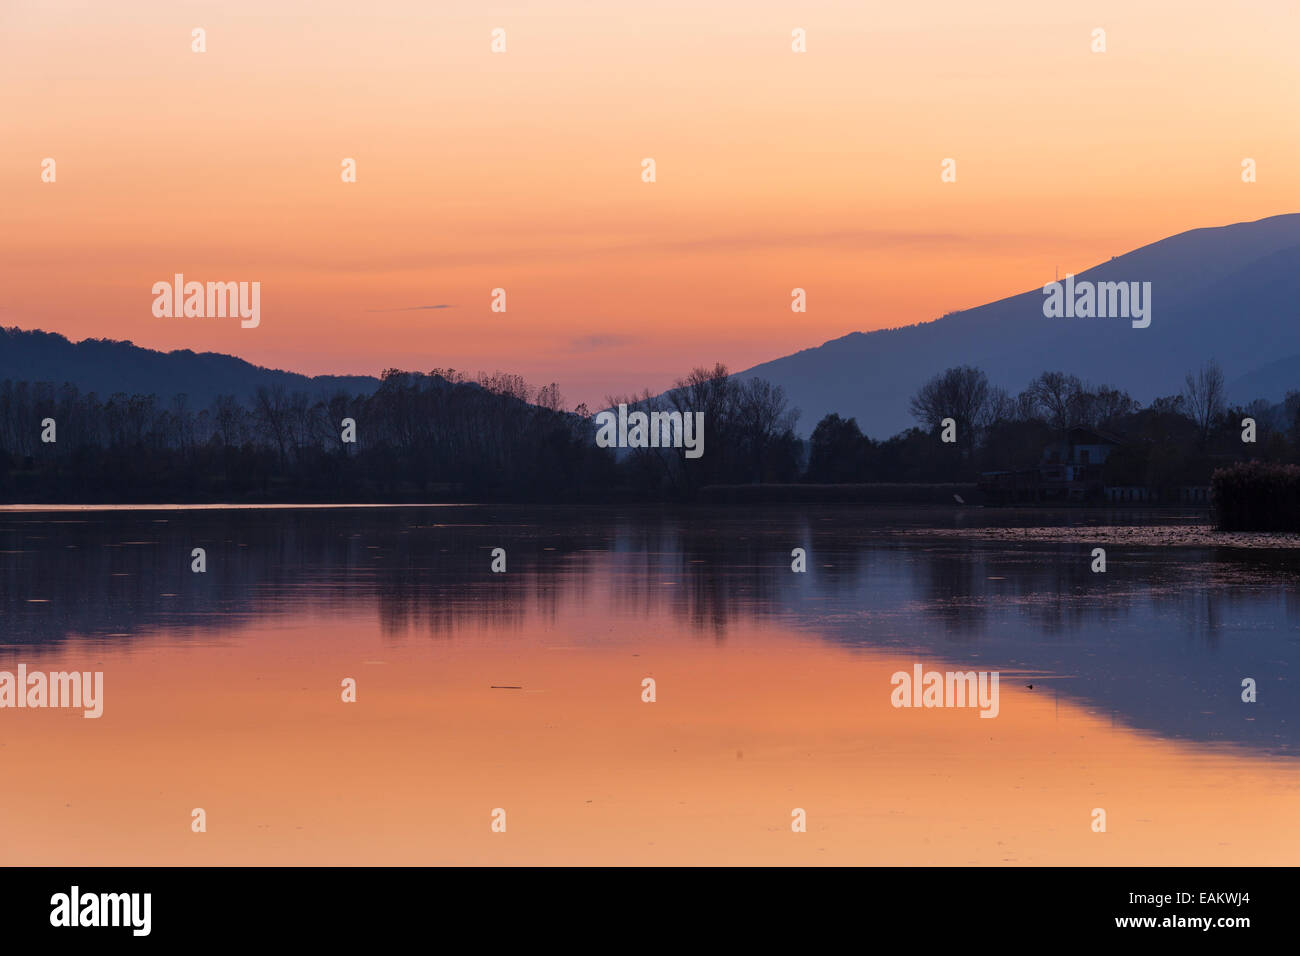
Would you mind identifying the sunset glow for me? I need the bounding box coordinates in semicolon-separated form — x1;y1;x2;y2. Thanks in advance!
3;0;1297;407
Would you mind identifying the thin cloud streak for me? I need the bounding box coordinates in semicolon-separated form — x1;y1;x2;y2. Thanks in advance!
364;304;455;313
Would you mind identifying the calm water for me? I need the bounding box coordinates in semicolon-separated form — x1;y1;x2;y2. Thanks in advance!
1;504;1297;864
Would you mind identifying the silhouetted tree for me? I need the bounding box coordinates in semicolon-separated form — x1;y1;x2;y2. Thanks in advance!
1183;360;1226;444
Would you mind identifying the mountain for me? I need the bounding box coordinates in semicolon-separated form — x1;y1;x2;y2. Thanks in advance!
735;214;1300;437
1228;353;1300;406
0;327;381;406
7;213;1300;435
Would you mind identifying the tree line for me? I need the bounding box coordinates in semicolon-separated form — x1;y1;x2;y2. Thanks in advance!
804;359;1276;491
0;364;801;502
0;358;1285;502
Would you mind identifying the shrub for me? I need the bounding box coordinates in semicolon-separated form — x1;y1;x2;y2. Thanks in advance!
1211;461;1300;531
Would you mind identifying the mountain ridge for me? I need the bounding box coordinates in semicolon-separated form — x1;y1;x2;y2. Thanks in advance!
735;213;1300;435
4;214;1299;436
0;327;382;406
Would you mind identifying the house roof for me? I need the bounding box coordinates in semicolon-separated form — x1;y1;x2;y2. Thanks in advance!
1067;425;1127;446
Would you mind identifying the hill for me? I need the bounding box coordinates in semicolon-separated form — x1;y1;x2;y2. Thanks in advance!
734;214;1300;436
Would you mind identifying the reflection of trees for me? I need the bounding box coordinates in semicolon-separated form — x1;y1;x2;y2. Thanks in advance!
904;539;1300;643
8;507;1300;665
9;506;1298;755
1;507;833;650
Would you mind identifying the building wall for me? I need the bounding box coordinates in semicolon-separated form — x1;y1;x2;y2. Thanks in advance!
1073;443;1114;465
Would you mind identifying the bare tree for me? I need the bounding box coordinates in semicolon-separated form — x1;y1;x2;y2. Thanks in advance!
212;394;243;447
535;383;565;412
253;385;291;465
909;366;992;439
733;377;799;479
1183;360;1225;442
1022;371;1084;432
983;386;1015;427
1087;385;1139;429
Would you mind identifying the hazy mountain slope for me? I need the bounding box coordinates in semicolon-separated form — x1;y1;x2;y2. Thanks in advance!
735;214;1300;437
0;328;381;406
1228;354;1300;405
6;214;1299;436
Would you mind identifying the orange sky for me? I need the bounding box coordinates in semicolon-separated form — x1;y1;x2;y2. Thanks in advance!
2;0;1297;409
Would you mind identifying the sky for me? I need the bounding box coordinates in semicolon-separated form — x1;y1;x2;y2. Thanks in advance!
2;0;1298;410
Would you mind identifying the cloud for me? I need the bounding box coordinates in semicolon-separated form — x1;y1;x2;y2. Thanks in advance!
223;228;1050;275
569;334;638;352
364;304;454;313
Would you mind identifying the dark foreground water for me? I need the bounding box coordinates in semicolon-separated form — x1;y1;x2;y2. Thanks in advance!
1;504;1296;864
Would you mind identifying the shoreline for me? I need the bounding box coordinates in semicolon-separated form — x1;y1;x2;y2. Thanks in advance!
891;524;1300;549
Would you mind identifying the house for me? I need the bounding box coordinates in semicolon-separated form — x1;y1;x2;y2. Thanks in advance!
981;427;1214;506
1039;426;1125;488
979;427;1126;504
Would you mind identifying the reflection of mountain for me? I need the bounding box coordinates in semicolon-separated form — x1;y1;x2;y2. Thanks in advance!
735;214;1300;436
3;505;1296;755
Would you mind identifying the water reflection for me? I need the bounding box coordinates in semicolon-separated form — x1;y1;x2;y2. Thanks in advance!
2;504;1297;755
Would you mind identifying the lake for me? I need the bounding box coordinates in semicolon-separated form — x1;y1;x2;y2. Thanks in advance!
1;504;1297;864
